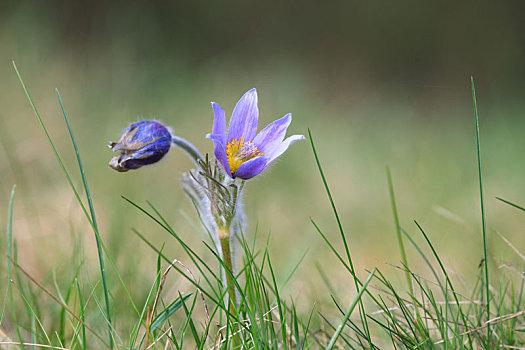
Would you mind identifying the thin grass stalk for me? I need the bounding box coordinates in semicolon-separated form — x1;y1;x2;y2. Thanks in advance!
267;251;288;349
308;129;373;347
386;166;412;294
414;220;473;347
130;270;163;348
496;197;525;212
56;272;76;346
178;292;201;348
75;279;87;350
471;77;490;346
56;89;113;347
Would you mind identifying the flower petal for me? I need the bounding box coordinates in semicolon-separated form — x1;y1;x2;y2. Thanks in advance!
265;134;305;163
253;113;292;154
233;156;267;180
206;134;232;177
211;102;226;145
119;149;166;170
227;88;258;142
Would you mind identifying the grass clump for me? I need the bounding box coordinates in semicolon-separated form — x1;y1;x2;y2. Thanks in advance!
0;65;523;349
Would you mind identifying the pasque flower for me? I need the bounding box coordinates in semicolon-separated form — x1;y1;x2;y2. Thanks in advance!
108;120;172;172
207;89;304;179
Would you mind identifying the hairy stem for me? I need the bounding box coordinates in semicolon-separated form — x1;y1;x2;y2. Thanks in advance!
220;236;241;347
220;237;237;311
171;135;203;164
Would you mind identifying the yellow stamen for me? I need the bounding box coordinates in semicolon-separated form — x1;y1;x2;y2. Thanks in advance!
225;137;263;175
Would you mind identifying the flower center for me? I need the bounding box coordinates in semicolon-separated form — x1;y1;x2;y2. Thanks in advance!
225;137;263;175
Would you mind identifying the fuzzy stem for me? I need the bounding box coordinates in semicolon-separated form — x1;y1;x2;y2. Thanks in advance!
220;236;240;347
171;135;203;164
220;237;237;310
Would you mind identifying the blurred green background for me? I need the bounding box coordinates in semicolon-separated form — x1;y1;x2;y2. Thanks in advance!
0;0;524;318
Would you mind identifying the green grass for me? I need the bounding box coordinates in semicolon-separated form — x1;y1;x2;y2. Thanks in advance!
0;65;524;349
471;77;490;348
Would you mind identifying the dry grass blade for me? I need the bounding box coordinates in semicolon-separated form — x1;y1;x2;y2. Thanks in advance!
495;231;525;262
497;264;525;280
146;325;173;350
370;300;483;316
211;305;280;349
382;261;473;300
434;310;525;345
0;342;69;349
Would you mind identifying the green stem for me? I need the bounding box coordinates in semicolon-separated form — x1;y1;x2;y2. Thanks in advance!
171;135;203;164
220;237;237;311
220;237;241;347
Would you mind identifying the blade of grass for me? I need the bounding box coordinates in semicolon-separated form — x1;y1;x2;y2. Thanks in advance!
308;129;373;346
178;291;201;348
308;129;355;273
386;167;412;294
56;265;82;347
319;312;356;349
471;76;490;346
414;220;473;347
130;268;164;348
56;89;113;347
329;295;374;347
301;303;316;349
291;301;300;349
326;268;377;350
496;197;525;212
282;249;309;288
400;227;445;296
75;279;87;350
137;294;193;347
267;250;288;349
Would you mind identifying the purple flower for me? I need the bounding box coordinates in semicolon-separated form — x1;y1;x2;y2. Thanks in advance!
207;89;304;180
108;120;172;172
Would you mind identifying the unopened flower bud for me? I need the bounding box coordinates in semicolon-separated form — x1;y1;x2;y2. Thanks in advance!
108;120;172;172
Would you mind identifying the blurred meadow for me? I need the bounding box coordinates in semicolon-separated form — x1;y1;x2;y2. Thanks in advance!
0;1;524;348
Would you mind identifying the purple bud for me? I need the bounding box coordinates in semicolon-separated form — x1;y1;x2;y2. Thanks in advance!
108;120;172;172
